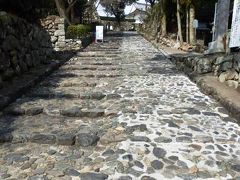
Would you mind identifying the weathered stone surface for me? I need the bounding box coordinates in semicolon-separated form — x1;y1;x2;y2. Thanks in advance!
102;149;115;156
122;154;133;161
76;133;99;147
226;80;239;89
4;153;29;163
28;175;48;180
154;137;172;143
151;160;164;170
25;107;43;116
56;134;76;146
176;136;192;143
60;106;86;117
2;35;21;51
130;136;151;142
231;165;240;172
54;30;65;36
5;106;25;115
80;172;108;180
141;176;156;180
194;57;212;74
63;168;81;176
219;70;239;83
185;108;201;115
86;109;105;118
30;134;56;144
188;125;202;132
134;161;144;169
153;147;167;158
118;176;132;180
125;124;147;134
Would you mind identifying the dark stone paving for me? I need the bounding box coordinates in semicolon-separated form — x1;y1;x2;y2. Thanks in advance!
0;32;239;179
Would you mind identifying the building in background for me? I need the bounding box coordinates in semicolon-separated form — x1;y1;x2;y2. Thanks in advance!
96;1;150;31
126;2;150;26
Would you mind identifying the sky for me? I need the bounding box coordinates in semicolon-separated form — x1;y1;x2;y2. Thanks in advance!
97;0;147;17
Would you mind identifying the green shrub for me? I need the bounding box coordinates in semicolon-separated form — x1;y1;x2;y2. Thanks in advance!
66;24;93;39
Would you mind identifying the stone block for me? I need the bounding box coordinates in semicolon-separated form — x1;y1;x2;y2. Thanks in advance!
54;30;65;36
30;134;56;144
58;24;65;30
194;57;212;74
215;55;233;65
233;53;240;71
56;134;76;146
2;35;21;51
227;80;239;89
220;61;233;71
50;36;58;43
2;68;14;80
76;133;99;147
25;54;33;67
0;52;11;70
55;42;65;48
58;35;65;42
218;70;238;83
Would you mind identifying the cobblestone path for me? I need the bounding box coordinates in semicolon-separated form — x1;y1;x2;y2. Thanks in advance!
0;32;240;180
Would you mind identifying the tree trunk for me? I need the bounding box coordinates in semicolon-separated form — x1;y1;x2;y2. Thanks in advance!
160;0;167;36
186;6;189;43
55;0;71;24
189;4;196;44
177;0;183;44
70;7;74;23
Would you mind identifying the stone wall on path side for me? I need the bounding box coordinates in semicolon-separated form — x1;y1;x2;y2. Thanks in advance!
0;12;55;88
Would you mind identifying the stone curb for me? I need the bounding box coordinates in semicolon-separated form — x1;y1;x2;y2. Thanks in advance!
170;56;240;121
192;77;240;121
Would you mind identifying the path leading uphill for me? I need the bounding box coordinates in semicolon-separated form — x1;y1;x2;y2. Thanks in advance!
0;32;239;180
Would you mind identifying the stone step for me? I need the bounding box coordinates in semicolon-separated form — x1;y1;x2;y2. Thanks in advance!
25;90;121;100
59;66;122;71
0;115;110;147
4;93;121;117
77;52;121;58
50;72;123;78
84;48;120;52
25;91;106;99
39;76;121;88
68;62;117;66
39;80;97;88
81;50;122;54
75;56;122;60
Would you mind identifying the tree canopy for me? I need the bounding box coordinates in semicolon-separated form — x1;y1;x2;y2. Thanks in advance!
0;0;96;24
100;0;136;24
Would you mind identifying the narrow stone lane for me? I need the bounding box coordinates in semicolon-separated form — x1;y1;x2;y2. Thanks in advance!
0;32;240;180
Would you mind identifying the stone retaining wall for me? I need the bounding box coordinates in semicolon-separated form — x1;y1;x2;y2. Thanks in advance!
40;16;93;51
172;53;240;89
40;15;65;51
0;12;54;88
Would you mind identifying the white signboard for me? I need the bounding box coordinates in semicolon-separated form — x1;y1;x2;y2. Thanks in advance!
193;19;199;28
96;26;104;42
230;0;240;47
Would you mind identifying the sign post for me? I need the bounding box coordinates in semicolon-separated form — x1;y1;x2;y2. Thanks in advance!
96;26;104;43
229;0;240;48
193;19;198;44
